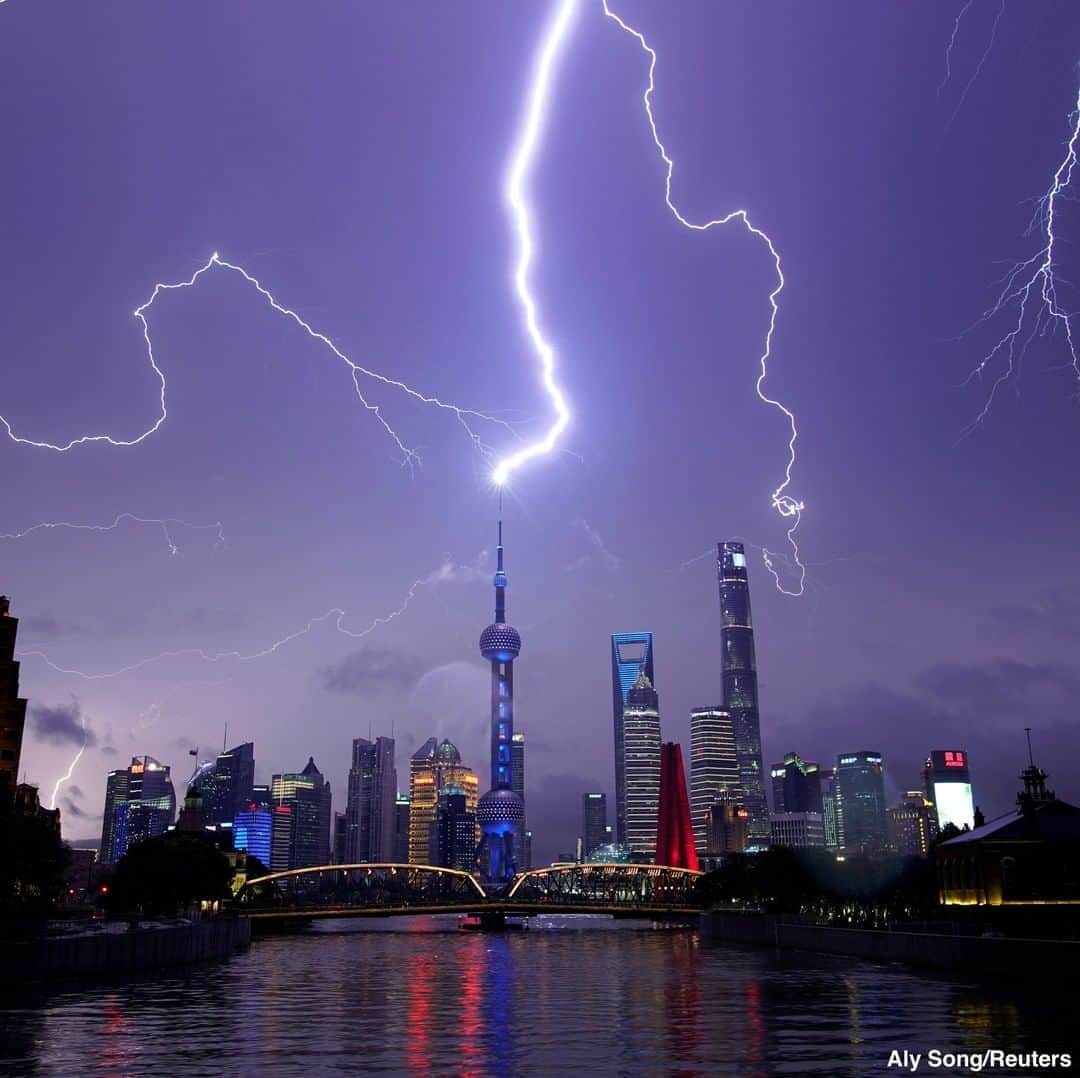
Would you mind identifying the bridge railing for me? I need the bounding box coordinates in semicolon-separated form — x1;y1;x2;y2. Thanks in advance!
505;864;705;909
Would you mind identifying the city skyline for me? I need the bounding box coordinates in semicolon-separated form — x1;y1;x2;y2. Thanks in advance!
4;3;1080;867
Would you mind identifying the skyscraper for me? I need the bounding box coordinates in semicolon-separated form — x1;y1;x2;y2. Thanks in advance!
408;738;478;864
707;795;749;855
234;806;272;866
923;750;975;832
271;758;332;869
887;791;937;856
835;751;887;853
429;791;477;871
770;752;824;816
99;756;177;864
582;792;607;859
0;597;28;805
689;706;739;854
622;669;662;858
611;632;654;846
476;518;526;885
345;736;396;863
510;732;526;805
656;743;699;870
717;542;769;843
200;741;255;827
393;793;410;863
820;767;840;849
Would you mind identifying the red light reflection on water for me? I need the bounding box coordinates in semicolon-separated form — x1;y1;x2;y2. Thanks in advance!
745;980;767;1077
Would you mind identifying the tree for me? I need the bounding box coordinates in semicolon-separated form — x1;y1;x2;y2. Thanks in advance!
107;834;232;918
0;807;70;918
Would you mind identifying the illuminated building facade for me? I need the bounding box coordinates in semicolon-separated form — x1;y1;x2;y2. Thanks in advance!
707;794;749;855
408;738;478;864
717;543;769;843
611;632;654;846
835;751;887;853
656;742;699;870
234;807;272;866
429;791;476;871
271;758;332;869
346;736;397;863
582;792;608;860
0;597;28;805
200;741;255;827
689;706;739;854
820;768;840;849
887;791;937;856
770;752;824;815
100;756;176;864
393;794;410;863
476;520;526;885
923;749;975;832
769;811;826;848
622;669;661;858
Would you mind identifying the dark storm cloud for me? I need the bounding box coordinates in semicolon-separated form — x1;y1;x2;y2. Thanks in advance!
769;658;1080;818
21;615;86;637
29;701;94;748
984;592;1080;640
62;798;87;818
530;773;610;862
321;648;425;694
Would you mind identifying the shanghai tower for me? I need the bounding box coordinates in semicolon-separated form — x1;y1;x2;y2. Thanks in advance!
475;518;525;887
717;542;769;842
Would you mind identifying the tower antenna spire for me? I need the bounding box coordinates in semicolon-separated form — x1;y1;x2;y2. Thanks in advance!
1025;726;1035;767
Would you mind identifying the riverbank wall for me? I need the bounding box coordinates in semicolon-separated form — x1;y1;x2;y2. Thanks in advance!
1;917;251;983
702;911;1080;982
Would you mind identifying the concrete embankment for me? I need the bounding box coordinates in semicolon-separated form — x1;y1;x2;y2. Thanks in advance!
2;917;251;983
702;911;1080;982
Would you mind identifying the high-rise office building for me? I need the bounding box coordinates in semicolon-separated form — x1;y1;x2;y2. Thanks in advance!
887;791;937;856
408;738;478;864
234;807;273;866
689;706;739;854
270;803;293;872
476;519;526;885
393;794;410;863
717;542;769;842
582;792;608;860
611;632;654;846
707;794;749;855
345;736;396;863
429;791;477;871
656;743;699;870
923;750;975;832
771;752;824;815
0;597;28;805
271;758;332;869
835;751;887;853
769;812;826;848
200;741;255;827
820;768;840;849
622;669;662;858
332;811;347;863
100;756;177;864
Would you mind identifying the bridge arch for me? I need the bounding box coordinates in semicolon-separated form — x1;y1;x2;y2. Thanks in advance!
505;863;703;909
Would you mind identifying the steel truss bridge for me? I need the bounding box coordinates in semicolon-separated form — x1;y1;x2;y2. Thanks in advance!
236;863;704;923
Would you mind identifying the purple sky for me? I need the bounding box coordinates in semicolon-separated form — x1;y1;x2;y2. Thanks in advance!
4;1;1080;863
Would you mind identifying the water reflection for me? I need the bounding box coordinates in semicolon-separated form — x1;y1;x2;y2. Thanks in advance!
0;919;1074;1077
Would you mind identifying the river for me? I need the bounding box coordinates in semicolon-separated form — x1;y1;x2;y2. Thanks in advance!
1;916;1073;1076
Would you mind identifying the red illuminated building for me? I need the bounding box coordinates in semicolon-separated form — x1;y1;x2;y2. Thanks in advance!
656;742;699;870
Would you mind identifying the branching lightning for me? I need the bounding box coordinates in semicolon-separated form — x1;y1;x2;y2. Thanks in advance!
0;252;519;469
962;87;1080;431
601;2;806;596
946;0;1007;129
492;0;579;487
21;554;482;682
1;512;225;556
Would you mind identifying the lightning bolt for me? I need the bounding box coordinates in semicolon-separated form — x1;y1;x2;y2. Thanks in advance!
491;0;579;487
939;0;975;95
1;252;518;469
601;2;806;596
946;0;1007;129
1;512;225;556
49;707;88;809
21;554;482;682
963;86;1080;431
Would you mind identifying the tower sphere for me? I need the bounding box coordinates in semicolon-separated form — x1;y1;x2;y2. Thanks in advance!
479;622;521;662
476;786;525;827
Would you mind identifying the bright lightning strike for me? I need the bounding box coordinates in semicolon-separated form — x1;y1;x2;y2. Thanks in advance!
946;0;1007;129
963;86;1080;431
939;0;975;96
492;0;579;488
601;2;806;596
0;253;517;469
0;512;225;556
49;707;88;809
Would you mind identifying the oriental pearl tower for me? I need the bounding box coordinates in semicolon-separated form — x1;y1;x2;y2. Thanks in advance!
475;515;525;887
